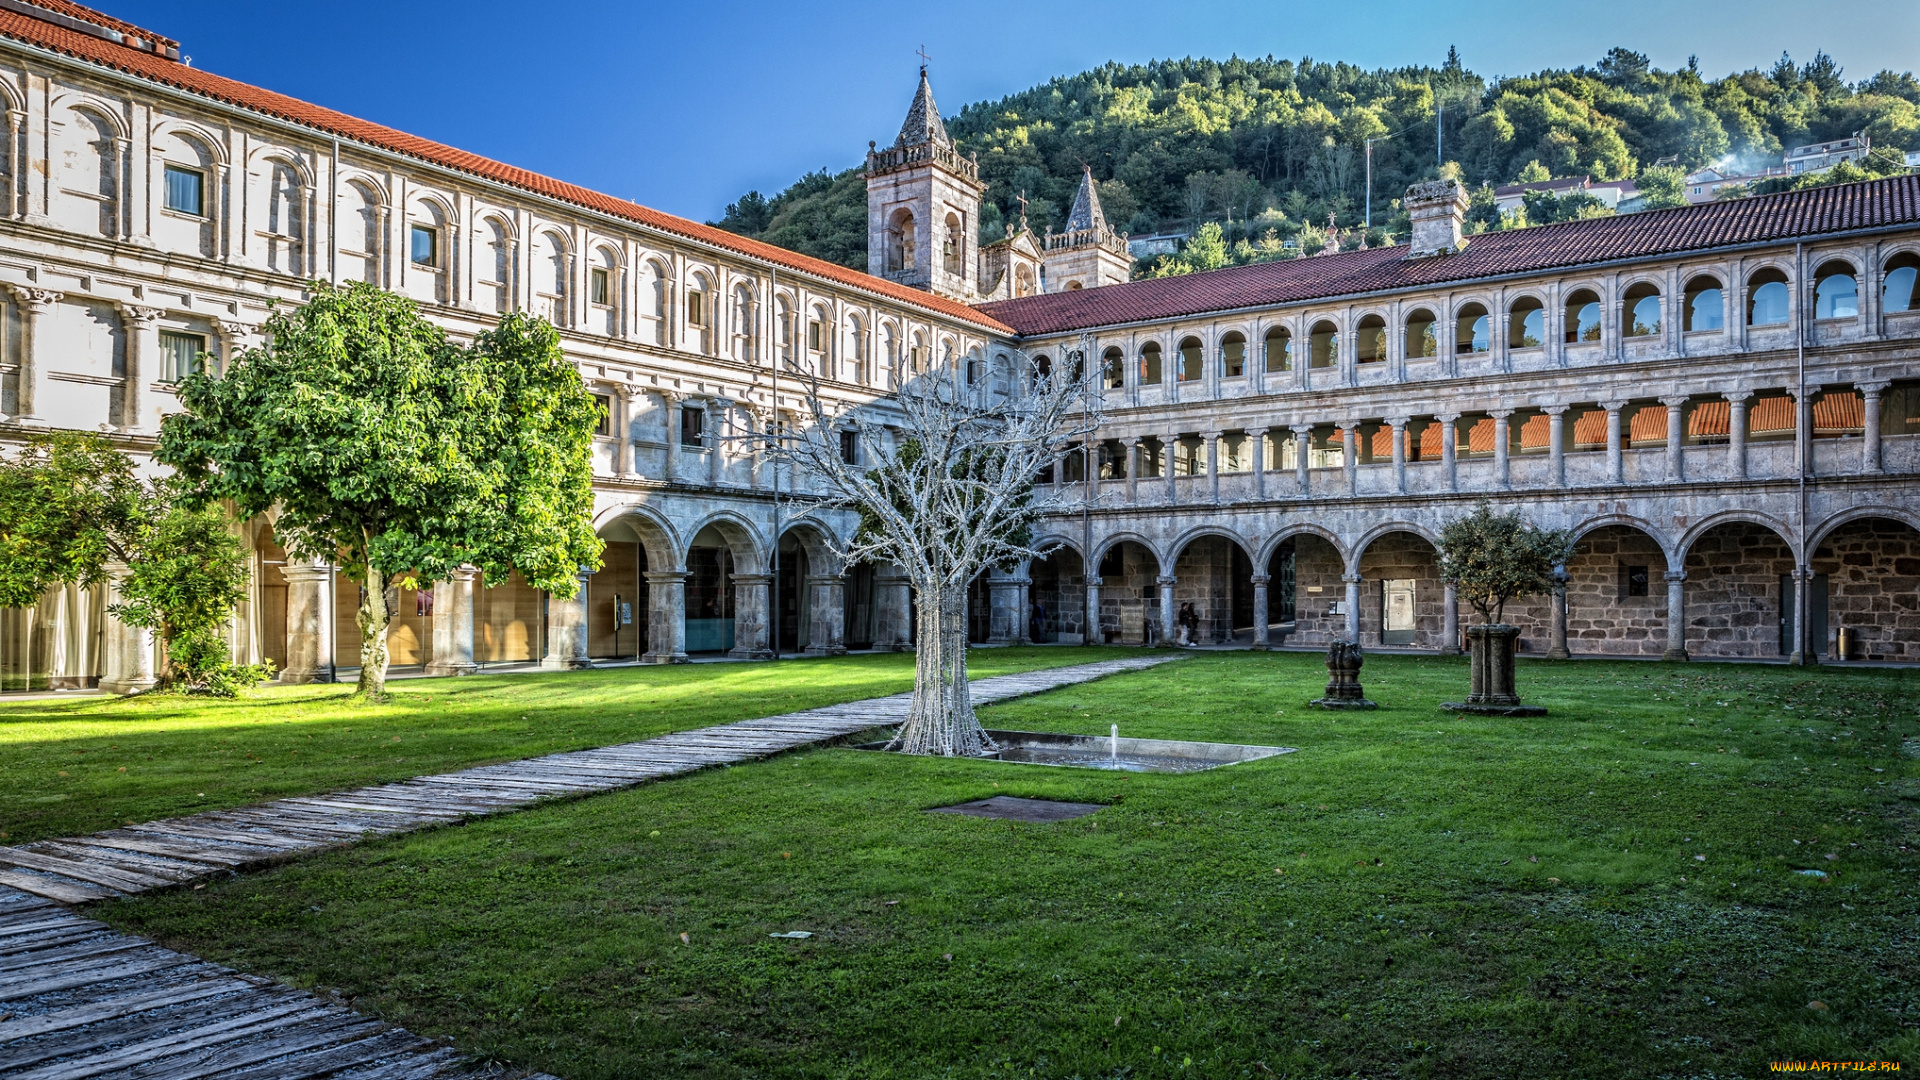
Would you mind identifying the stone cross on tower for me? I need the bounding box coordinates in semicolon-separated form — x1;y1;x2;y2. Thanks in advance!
916;45;931;71
1015;189;1029;231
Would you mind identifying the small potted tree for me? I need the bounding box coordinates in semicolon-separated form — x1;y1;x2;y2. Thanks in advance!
1437;502;1570;716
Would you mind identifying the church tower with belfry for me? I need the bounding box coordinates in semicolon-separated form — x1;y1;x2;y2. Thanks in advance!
865;65;985;301
1040;165;1133;291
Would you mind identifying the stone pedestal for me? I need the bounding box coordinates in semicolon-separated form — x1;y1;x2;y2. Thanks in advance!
1440;582;1462;655
279;560;331;684
1661;569;1689;662
1443;624;1546;715
803;574;847;656
1250;574;1270;650
1545;567;1571;660
875;573;914;651
540;569;596;670
1308;639;1375;709
728;574;772;659
1156;575;1178;647
98;562;158;694
425;566;480;676
642;570;689;664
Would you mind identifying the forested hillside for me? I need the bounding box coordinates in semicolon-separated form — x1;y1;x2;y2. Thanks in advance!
714;48;1920;275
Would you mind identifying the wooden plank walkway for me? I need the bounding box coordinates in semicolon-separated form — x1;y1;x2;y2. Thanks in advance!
0;656;1173;1079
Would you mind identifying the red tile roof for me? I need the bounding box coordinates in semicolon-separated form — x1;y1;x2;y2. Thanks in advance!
979;175;1920;336
0;4;1011;334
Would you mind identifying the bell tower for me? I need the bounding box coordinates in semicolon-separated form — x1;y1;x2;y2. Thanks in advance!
866;65;985;301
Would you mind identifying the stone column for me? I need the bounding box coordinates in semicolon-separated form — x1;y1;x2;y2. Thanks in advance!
1204;430;1222;503
804;574;848;656
12;288;60;424
1249;428;1267;500
1250;573;1270;650
728;573;772;659
118;304;161;433
1050;454;1065;496
1662;568;1689;662
613;385;636;478
874;571;914;651
1126;438;1143;502
1861;382;1889;473
1339;421;1358;495
1662;395;1688;482
540;569;595;669
1342;572;1362;642
1491;409;1513;490
1788;566;1812;667
1727;391;1752;479
1438;413;1459;492
1546;565;1571;660
985;572;1022;645
1085;574;1103;646
662;392;681;483
1544;405;1569;487
1157;575;1178;647
1015;576;1033;644
1388;416;1408;493
707;403;724;486
1293;425;1311;496
1441;581;1461;655
278;560;330;684
1791;387;1813;477
641;570;688;664
424;566;479;676
1164;429;1179;504
1602;399;1626;484
98;562;157;694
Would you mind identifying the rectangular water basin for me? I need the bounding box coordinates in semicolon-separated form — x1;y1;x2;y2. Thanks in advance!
855;730;1294;773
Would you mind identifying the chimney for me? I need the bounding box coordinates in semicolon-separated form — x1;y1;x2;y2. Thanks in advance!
1403;179;1469;259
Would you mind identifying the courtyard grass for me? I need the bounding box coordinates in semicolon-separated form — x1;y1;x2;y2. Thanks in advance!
0;646;1133;844
94;652;1920;1078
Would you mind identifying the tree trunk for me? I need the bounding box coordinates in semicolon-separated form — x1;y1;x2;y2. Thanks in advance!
887;581;996;756
355;565;391;697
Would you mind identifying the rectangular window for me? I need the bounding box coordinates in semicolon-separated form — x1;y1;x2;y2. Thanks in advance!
808;320;824;352
1621;564;1649;599
681;407;704;448
839;429;858;465
687;291;706;327
592;393;611;437
163;164;204;216
590;268;611;306
410;225;437;267
158;330;206;382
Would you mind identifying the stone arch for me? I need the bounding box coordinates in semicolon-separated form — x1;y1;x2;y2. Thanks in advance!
1087;533;1162;646
407;190;457;228
1352;520;1440;571
1168;525;1255;563
1806;512;1920;661
1258;523;1347;569
1679;510;1802;564
1091;530;1163;573
1562;518;1676;657
51;93;127;137
1168;527;1258;645
682;510;767;575
591;503;682;571
778;517;844;575
1029;539;1089;643
1572;513;1673;563
1679;514;1801;660
153;119;226;164
1354;526;1446;649
1809;505;1920;552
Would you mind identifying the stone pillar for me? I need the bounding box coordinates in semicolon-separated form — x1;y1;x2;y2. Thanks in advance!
1662;395;1688;482
278;560;330;684
1204;430;1222;503
1339;422;1358;495
1127;438;1143;502
1791;387;1813;477
662;392;681;483
1544;405;1568;487
804;574;848;656
12;288;60;424
707;404;724;486
1861;382;1888;473
986;572;1023;646
1015;576;1033;644
1491;410;1513;490
1250;574;1270;650
540;569;595;669
1662;568;1689;662
1441;581;1461;655
1546;565;1571;660
642;570;689;664
1727;391;1751;479
1050;454;1065;496
118;304;161;433
1788;566;1813;667
1249;428;1267;500
424;566;479;676
1388;416;1408;493
98;562;157;694
1164;430;1179;504
1342;572;1362;642
1438;413;1459;491
728;573;772;659
1293;425;1311;495
1085;575;1103;646
874;571;914;651
1602;399;1626;484
1157;575;1177;647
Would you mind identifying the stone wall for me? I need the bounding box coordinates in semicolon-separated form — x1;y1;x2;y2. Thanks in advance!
1683;522;1795;658
1812;518;1920;662
1356;532;1445;649
1566;525;1671;657
1031;550;1088;643
1289;535;1346;645
1172;536;1238;643
1097;542;1162;645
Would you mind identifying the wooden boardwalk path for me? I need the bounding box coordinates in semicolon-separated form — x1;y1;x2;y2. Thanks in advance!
0;655;1173;1079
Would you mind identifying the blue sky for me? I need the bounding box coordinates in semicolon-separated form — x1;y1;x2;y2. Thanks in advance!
108;0;1920;222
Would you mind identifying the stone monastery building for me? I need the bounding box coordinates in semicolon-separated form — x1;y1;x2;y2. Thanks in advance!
0;0;1916;692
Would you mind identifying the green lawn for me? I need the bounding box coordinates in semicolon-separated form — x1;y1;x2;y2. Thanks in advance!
0;647;1135;844
94;653;1920;1078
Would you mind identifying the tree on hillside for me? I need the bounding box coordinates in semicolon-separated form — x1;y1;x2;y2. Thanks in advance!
1637;164;1690;209
772;346;1099;756
157;281;602;698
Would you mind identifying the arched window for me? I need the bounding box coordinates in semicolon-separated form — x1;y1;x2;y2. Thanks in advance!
1263;326;1291;372
1404;308;1439;358
261;160;304;275
156;130;216;257
642;260;670;345
1682;275;1723;332
1814;260;1858;320
532;230;568;325
1507;297;1545;348
1030;353;1052;390
732;284;757;361
965;347;983;386
880;323;899;385
1309;320;1339;368
1102;346;1126;389
341;181;381;285
479;217;511;313
1139;342;1163;384
589;247;619;335
1454;302;1490;355
1219;331;1247;376
886;208;916;273
1177;336;1202;382
57;107;118;236
1883;252;1920;314
686;272;713;352
407;201;449;304
1563;289;1602;343
1748;268;1790;326
806;305;830;369
1065;280;1083;291
1623;282;1661;338
1356;315;1387;363
846;315;868;383
775;297;795;364
909;331;925;373
943;213;964;276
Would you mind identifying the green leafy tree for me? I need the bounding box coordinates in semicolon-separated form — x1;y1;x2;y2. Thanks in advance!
1637;164;1690;209
112;500;269;696
0;432;151;609
157;281;602;698
1438;501;1571;624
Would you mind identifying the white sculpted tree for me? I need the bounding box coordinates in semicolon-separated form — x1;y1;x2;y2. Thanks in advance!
774;343;1097;756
